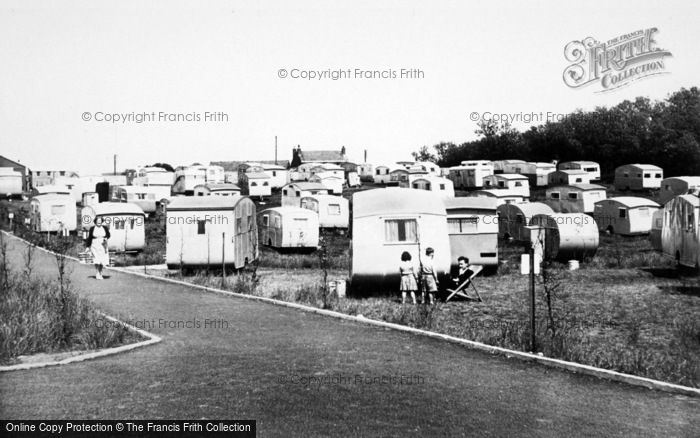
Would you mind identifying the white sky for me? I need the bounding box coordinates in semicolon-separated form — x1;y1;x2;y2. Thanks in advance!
1;0;698;174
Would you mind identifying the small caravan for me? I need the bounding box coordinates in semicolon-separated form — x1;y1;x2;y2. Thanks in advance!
497;202;554;241
529;213;599;261
81;202;146;252
193;183;241;197
373;165;392;184
260;207;319;249
443;197;499;269
300;194;349;228
350;188;451;293
259;163;289;188
468;189;525;206
133;167;175;201
172;165;225;195
660;194;700;267
0;168;23;197
165;196;258;269
309;172;343;195
409;161;440;176
658;177;700;205
545;184;606;214
557;161;601;181
30;194;77;233
614;164;663;191
346;171;361;188
482;174;530;198
357;163;374;180
593;197;660;235
548;170;592;186
281;182;330;207
493;159;527;174
521;162;556;187
408;176;455;198
310;163;344;179
240;172;272;198
113;185;157;214
389;168;410;186
448;161;494;189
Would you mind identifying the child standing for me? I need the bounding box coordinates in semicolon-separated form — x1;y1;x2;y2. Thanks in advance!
399;251;418;304
420;247;439;305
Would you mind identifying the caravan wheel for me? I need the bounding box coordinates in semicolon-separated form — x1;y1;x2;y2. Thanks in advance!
606;226;614;235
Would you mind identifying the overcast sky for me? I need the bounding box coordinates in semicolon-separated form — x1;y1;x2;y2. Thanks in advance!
1;0;698;174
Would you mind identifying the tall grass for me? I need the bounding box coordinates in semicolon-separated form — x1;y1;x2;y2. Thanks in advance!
0;271;141;364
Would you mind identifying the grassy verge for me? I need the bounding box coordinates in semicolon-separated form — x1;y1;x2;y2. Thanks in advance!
0;233;145;365
160;250;700;388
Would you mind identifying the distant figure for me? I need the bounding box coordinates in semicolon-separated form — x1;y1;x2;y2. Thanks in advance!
452;256;474;287
86;217;111;280
420;247;439;305
399;251;418;304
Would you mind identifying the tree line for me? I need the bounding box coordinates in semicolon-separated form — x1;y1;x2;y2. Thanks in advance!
413;87;700;179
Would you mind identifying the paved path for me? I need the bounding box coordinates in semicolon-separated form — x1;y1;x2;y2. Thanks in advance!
1;235;698;437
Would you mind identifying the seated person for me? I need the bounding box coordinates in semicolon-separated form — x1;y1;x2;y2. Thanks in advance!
451;256;474;287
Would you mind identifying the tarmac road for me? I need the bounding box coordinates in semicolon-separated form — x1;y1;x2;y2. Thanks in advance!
1;234;698;437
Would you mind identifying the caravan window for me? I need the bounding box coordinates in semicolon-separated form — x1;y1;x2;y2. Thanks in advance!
272;171;277;177
623;172;629;177
568;193;578;199
262;215;269;226
274;216;280;228
550;192;560;199
655;173;661;178
619;209;627;218
384;219;418;243
514;181;522;187
585;167;597;172
51;205;66;215
251;182;258;187
575;178;582;183
328;204;341;215
498;181;505;188
448;217;478;233
644;173;651;178
439;184;445;190
283;189;288;196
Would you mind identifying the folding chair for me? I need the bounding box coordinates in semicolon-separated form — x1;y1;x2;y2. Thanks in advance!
445;265;483;302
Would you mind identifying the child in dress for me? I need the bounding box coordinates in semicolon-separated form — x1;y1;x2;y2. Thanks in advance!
399;251;418;304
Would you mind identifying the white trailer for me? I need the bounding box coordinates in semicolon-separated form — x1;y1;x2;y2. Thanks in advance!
593;197;660;235
30;194;77;233
166;196;258;269
300;194;349;228
81;202;146;252
260;206;319;249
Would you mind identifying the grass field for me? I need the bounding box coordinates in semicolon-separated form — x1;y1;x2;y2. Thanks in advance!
1;182;699;386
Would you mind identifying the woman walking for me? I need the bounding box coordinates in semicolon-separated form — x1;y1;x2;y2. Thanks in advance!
86;217;111;280
399;251;418;304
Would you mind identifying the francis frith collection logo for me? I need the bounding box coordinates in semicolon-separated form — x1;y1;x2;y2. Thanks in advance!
563;28;672;92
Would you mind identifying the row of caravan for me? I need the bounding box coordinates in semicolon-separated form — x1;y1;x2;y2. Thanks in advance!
349;188;604;293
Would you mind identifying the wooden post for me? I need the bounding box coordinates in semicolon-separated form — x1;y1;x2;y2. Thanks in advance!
529;244;536;352
221;232;226;288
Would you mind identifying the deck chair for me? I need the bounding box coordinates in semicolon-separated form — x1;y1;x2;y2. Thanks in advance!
445;265;484;302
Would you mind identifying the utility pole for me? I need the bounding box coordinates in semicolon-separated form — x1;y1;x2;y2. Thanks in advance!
275;136;278;165
113;154;117;175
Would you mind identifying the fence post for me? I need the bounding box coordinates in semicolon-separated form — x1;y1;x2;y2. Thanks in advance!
529;244;536;353
221;232;226;288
